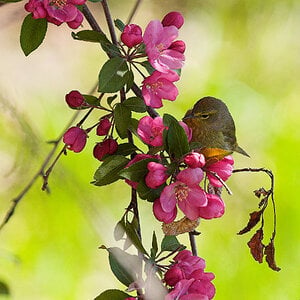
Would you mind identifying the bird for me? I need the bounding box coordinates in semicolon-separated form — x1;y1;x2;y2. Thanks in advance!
183;96;249;161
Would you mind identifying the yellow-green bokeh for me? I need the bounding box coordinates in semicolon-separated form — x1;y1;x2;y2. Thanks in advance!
0;0;299;299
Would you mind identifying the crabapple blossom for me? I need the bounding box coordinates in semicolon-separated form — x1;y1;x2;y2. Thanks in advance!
162;11;184;29
153;198;177;223
93;138;118;161
63;126;87;153
143;20;185;73
96;118;111;136
156;168;207;222
169;40;186;53
145;162;169;189
121;24;143;48
142;70;179;108
137;116;165;147
206;155;234;187
198;193;225;219
65;90;87;108
184;152;206;168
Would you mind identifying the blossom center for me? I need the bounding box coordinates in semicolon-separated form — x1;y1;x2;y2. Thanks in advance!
146;81;163;92
50;0;67;8
156;43;165;52
174;183;189;202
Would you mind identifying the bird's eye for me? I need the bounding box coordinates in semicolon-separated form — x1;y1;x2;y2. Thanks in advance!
200;114;209;119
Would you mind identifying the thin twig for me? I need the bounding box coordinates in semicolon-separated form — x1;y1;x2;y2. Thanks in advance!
205;170;233;195
101;0;118;45
82;4;104;34
126;0;143;24
189;232;198;256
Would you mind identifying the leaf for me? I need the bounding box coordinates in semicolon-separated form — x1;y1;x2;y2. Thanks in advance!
115;143;138;156
237;210;262;235
140;60;155;75
161;235;183;252
125;70;134;92
107;95;118;106
71;30;109;44
163;114;190;159
122;97;147;113
114;19;125;32
114;218;126;241
94;289;131;300
247;229;264;263
136;181;164;202
114;103;132;139
0;281;9;295
150;231;158;258
264;240;281;271
119;158;157;182
82;94;100;106
107;247;140;286
20;14;47;56
98;57;130;93
93;155;129;186
124;221;148;255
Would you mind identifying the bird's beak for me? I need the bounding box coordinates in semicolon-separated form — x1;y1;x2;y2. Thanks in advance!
183;109;194;120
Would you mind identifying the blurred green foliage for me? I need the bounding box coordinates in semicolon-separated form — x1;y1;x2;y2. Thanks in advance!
0;0;299;299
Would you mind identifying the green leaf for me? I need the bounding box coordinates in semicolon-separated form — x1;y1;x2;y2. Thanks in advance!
0;281;9;295
124;222;148;255
122;97;147;113
119;158;157;182
163;114;190;159
136;181;165;202
20;14;47;56
114;103;132;139
82;94;100;106
114;218;126;241
140;60;155;75
114;19;125;32
98;57;130;93
93;155;129;186
107;95;118;106
125;70;134;92
151;231;158;258
71;30;110;44
161;235;184;252
107;247;140;286
115;143;138;156
94;289;131;300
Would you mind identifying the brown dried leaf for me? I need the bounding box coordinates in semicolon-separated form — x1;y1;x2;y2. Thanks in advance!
238;211;262;235
247;229;264;263
162;217;200;236
254;187;268;198
264;240;281;271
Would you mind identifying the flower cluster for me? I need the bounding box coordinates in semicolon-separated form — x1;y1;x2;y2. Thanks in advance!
120;11;185;108
164;250;216;300
25;0;85;28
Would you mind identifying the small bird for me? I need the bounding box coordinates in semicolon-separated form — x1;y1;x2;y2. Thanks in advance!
183;96;249;160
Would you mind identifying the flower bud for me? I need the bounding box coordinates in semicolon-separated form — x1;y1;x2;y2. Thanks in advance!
164;266;185;287
63;126;87;153
145;162;169;189
93;138;118;161
65;90;86;108
184;152;206;168
169;40;186;53
121;24;143;48
96;118;111;136
162;11;184;29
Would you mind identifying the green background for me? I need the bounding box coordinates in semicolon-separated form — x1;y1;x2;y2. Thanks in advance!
0;0;299;299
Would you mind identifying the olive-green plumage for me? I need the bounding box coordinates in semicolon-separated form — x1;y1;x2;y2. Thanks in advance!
183;96;249;157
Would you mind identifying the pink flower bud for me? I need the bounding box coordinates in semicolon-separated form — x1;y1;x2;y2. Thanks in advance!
169;40;186;53
63;126;87;153
164;266;185;286
121;24;143;48
145;162;169;189
65;90;86;108
93;138;118;161
162;11;184;29
96;118;111;136
184;152;206;168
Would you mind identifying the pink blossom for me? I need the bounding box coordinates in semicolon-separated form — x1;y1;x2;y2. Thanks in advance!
121;24;143;48
143;20;185;73
169;40;186;53
145;162;169;189
153;198;177;223
137;116;166;147
65;90;87;108
96;118;111;136
162;11;184;29
124;154;156;189
93;138;118;161
184;152;206;168
165;279;194;300
206;155;234;187
142;70;179;108
25;0;47;18
158;168;207;222
63;126;87;153
179;121;192;142
67;10;83;29
198;193;225;219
